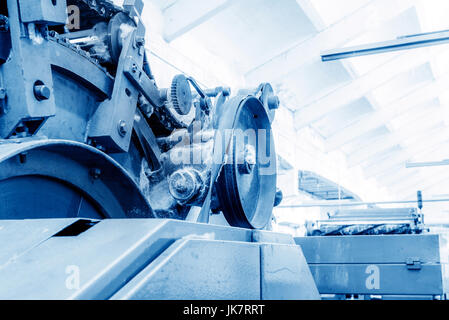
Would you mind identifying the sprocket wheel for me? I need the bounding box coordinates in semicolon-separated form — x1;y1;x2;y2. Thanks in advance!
171;74;193;116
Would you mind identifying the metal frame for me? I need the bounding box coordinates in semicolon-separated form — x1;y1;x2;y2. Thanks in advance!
322;30;449;61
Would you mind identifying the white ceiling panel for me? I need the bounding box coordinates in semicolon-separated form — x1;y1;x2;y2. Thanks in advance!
171;0;318;72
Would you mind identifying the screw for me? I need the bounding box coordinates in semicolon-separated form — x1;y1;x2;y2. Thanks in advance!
118;120;127;137
136;36;145;47
90;168;101;180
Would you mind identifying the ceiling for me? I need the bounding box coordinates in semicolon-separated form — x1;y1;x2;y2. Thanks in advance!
146;0;449;202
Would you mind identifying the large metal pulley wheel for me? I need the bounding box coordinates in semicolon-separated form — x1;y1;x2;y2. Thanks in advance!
215;96;277;229
0;140;153;219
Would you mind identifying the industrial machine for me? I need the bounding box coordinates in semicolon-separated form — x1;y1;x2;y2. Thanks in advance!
0;0;282;226
0;0;321;299
6;0;446;301
297;207;449;300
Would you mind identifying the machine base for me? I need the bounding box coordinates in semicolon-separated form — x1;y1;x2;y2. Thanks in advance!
0;219;319;300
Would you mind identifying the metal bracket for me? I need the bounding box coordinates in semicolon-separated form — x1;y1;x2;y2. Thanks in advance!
123;58;165;109
406;258;422;270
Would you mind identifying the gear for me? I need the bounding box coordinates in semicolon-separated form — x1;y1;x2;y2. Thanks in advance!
170;74;193;116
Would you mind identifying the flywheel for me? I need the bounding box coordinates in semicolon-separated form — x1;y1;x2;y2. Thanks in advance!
215;96;277;229
0;140;153;219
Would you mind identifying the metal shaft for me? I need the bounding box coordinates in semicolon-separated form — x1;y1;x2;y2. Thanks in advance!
321;29;449;61
278;198;449;208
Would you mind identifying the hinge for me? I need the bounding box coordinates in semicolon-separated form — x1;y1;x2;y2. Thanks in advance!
406;257;422;270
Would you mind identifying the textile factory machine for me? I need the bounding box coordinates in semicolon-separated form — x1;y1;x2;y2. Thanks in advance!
296;206;449;300
0;0;320;299
1;0;448;301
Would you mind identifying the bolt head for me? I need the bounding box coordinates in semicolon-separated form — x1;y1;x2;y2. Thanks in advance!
118;120;127;137
168;169;199;202
34;84;51;101
136;36;145;47
90;168;101;180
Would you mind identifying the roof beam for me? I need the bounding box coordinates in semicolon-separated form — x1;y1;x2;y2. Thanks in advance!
362;134;448;178
295;0;326;31
323;74;449;152
388;166;449;190
245;0;416;83
393;168;449;197
388;173;432;194
294;51;435;132
417;181;449;199
346;110;443;167
163;0;236;42
363;134;449;178
392;167;449;192
377;167;421;187
357;145;403;170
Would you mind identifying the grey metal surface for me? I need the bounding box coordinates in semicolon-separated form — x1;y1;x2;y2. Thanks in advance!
295;234;440;264
308;264;443;295
296;234;449;297
260;243;320;300
112;239;261;300
0;219;250;299
0;219;79;265
0;219;318;300
252;229;295;245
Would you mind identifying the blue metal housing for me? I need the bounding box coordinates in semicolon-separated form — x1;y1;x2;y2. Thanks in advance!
296;234;449;300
